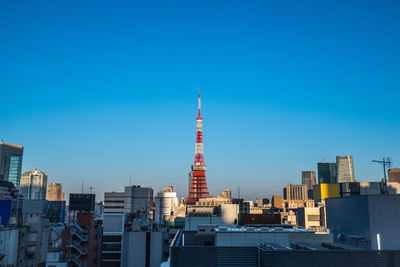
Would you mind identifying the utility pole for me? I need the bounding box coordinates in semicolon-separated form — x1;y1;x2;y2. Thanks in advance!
372;157;392;194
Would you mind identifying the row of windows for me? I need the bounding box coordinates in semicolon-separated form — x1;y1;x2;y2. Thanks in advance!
102;244;121;251
102;253;121;260
103;236;122;242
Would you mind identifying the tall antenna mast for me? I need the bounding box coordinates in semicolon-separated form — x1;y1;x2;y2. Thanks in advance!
372;157;392;194
89;186;94;194
198;87;201;117
186;88;210;204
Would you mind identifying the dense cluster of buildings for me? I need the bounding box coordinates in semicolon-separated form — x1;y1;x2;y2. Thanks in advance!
1;95;400;267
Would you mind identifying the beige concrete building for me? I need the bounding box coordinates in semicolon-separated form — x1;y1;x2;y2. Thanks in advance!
389;168;400;183
20;169;48;200
47;183;65;201
359;182;400;194
297;207;323;231
283;184;308;200
302;171;316;190
337;155;355;183
195;189;233;206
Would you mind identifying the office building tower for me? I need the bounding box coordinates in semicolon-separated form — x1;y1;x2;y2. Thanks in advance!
336;155;355;183
0;142;24;189
317;162;337;184
47;183;65;201
302;171;316;190
104;185;153;214
389;168;400;183
20;169;48;200
283;184;308;200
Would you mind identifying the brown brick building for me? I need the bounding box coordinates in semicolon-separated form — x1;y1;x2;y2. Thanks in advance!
389;168;400;183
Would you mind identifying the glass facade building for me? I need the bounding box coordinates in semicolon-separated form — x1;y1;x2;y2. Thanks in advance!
318;162;337;184
0;142;24;189
8;155;23;189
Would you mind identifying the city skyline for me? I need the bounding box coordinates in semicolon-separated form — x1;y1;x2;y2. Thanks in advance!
1;1;400;200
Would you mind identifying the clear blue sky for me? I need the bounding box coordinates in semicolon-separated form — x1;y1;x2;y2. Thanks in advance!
1;0;400;201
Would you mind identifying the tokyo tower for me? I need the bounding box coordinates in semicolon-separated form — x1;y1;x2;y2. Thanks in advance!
186;89;210;204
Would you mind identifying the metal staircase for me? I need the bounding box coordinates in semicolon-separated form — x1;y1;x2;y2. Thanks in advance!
67;221;89;267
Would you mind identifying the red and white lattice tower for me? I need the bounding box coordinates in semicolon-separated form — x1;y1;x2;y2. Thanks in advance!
186;89;210;204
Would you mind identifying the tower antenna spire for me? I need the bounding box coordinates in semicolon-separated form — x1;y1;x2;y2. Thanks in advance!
198;87;201;117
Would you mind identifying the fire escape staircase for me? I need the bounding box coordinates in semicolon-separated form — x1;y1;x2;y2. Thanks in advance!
67;221;89;267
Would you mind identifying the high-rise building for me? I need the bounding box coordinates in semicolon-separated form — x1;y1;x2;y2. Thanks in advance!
20;169;48;200
302;171;316;190
283;184;308;200
104;185;153;214
187;90;210;204
389;168;400;183
317;162;337;184
47;183;65;201
336;155;355;183
0;142;24;189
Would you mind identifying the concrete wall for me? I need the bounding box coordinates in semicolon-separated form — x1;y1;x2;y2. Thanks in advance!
367;195;400;250
122;231;164;267
326;196;370;238
326;195;400;250
0;228;19;266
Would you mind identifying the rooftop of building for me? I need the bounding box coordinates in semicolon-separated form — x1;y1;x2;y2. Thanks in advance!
0;142;24;149
0;180;15;188
214;226;313;233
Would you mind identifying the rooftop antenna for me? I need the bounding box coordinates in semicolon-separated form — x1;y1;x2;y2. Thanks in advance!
130;173;132;187
89;186;94;194
372;157;392;194
81;179;84;194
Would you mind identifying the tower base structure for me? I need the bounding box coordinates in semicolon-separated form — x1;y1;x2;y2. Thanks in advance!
186;165;209;204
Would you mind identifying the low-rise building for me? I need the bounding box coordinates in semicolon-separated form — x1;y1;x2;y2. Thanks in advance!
297;207;325;231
